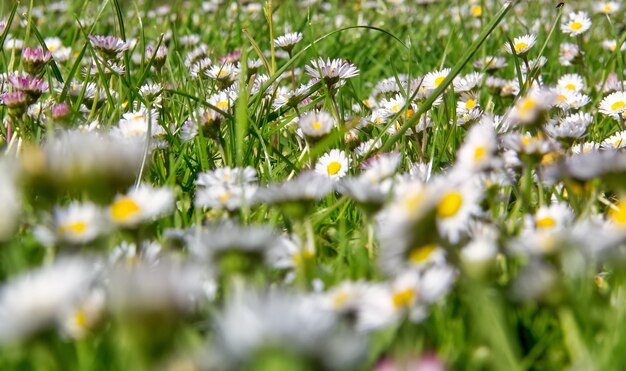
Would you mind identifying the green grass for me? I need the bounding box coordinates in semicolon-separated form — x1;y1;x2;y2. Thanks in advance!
0;0;626;370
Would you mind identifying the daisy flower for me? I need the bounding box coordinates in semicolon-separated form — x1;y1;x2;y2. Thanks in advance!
44;37;71;61
433;177;483;244
196;166;257;188
601;130;626;150
53;202;107;244
305;57;359;86
453;72;483;92
456;93;479;115
109;184;175;228
504;34;536;55
602;39;626;53
456;121;497;172
205;62;239;85
22;47;52;75
315;149;350;180
0;258;98;343
88;35;131;60
195;184;258;210
545;112;592;140
571;141;600;154
422;68;451;92
559;42;579;66
561;11;591;37
526;203;574;231
113;107;159;138
59;289;105;339
553;89;590;111
594;2;619;14
557;73;585;92
274;32;303;52
599;91;626;119
505;88;555;126
298;110;335;138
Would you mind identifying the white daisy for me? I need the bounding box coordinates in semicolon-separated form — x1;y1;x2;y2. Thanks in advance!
599;91;626;119
525;203;574;231
315;149;350;180
113;107;159;138
109;184;175;227
594;2;619;15
54;202;107;244
205;62;239;83
504;34;536;55
456;121;497;172
432;176;483;243
602;39;626;53
274;32;303;52
557;74;585;92
304;57;359;84
456;93;480;115
299;110;335;138
422;68;451;92
0;258;98;343
453;72;483;92
559;42;579;66
601;130;626;150
561;11;592;37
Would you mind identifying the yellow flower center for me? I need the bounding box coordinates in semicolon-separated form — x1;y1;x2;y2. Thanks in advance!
326;161;342;175
403;190;426;212
473;146;486;161
437;192;463;218
519;98;537;114
610;201;626;225
392;288;416;309
434;76;445;86
391;104;399;112
570;21;583;31
514;42;527;53
535;216;556;229
58;221;87;236
611;101;626;111
465;98;476;110
312;121;322;130
470;5;482;16
604;4;612;12
73;308;88;329
333;291;349;308
408;244;437;265
110;197;141;222
217;100;229;109
132;114;145;121
218;191;231;203
565;83;576;91
292;249;315;266
48;45;57;52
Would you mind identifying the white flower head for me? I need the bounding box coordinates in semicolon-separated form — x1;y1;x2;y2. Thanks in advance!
274;32;303;51
504;34;536;55
299;110;335;138
599;91;626;119
54;202;107;244
109;185;175;227
315;149;350;180
561;11;592;37
423;68;451;92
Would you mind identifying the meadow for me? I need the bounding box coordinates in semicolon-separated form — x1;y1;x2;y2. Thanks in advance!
1;0;626;369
